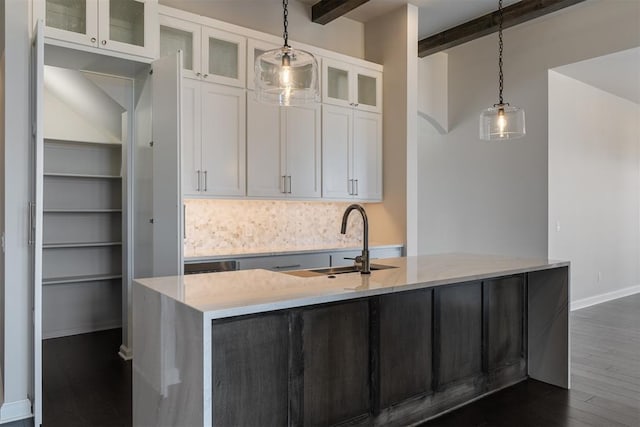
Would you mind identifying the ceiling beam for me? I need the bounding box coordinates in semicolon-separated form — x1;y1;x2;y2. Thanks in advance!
312;0;370;25
418;0;586;57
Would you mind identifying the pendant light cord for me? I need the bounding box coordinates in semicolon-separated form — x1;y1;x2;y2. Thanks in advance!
283;0;290;48
497;0;504;105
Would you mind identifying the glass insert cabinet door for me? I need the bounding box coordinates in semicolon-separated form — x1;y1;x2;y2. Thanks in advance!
201;27;246;88
159;14;201;80
38;0;157;58
322;58;382;113
97;0;157;58
41;0;99;46
246;38;280;90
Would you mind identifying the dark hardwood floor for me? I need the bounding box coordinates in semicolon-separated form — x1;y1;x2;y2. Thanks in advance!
41;294;640;427
43;328;131;427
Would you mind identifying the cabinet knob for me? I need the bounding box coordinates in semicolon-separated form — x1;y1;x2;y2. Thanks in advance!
101;40;107;45
203;74;209;79
91;37;97;43
196;72;202;77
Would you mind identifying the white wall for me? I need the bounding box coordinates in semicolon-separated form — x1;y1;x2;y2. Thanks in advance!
549;71;640;306
364;5;418;252
417;0;640;258
160;0;365;59
1;0;33;422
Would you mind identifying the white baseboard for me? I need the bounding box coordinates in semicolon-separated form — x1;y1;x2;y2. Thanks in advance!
571;284;640;311
0;399;32;423
118;344;133;361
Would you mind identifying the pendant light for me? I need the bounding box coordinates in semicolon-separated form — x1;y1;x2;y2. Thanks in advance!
255;0;319;106
479;0;525;140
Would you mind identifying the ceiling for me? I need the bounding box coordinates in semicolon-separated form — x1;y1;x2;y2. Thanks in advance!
553;48;640;105
299;0;521;39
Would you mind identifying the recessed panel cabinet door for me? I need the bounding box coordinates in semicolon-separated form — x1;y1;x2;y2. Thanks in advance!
486;275;525;371
322;105;352;199
283;104;322;198
212;313;289;426
353;110;382;201
435;282;483;387
247;97;283;197
200;82;246;197
180;78;201;197
302;301;370;425
380;289;432;407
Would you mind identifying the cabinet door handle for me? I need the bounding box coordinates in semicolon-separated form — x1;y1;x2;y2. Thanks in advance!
287;176;292;194
273;264;301;270
281;176;287;193
355;179;359;196
196;170;201;191
348;179;353;195
183;204;186;240
203;170;208;192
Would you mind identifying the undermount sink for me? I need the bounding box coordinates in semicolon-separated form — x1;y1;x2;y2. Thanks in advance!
283;263;397;278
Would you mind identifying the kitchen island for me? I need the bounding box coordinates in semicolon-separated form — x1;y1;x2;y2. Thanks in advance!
133;254;569;426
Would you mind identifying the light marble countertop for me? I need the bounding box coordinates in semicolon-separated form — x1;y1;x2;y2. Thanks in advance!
184;243;404;261
135;253;569;320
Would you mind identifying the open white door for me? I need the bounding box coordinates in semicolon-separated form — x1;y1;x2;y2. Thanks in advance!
151;53;183;277
31;20;44;427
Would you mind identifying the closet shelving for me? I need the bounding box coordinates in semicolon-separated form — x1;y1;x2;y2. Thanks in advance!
42;138;123;289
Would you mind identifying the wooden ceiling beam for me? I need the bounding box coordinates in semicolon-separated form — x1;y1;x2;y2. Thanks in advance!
418;0;586;57
312;0;370;25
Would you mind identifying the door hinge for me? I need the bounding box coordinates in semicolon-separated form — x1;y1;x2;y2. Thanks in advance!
149;68;153;75
149;218;154;224
149;141;154;147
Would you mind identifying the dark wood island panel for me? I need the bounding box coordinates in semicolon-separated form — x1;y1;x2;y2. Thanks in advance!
211;313;290;426
208;271;552;426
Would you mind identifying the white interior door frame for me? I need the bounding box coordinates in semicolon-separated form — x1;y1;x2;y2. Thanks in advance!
31;19;45;427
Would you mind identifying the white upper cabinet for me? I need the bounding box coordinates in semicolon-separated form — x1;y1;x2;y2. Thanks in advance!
322;58;382;113
246;38;280;90
35;0;158;59
182;79;246;198
159;14;201;78
247;98;321;199
322;105;382;201
201;27;246;87
159;11;246;87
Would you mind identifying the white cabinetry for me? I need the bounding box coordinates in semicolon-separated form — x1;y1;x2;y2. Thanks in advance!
247;98;321;198
322;58;382;113
159;11;246;87
34;0;158;58
322;105;382;201
182;78;246;197
246;38;280;90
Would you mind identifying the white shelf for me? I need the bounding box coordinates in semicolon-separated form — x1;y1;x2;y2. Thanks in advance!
43;241;122;249
43;209;122;213
44;173;122;179
44;138;123;147
43;274;123;286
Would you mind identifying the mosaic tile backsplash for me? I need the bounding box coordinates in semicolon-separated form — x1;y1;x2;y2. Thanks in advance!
184;199;365;257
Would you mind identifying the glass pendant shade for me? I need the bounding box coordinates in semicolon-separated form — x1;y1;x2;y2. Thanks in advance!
255;46;319;106
479;104;526;140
